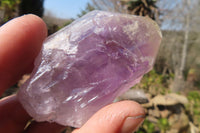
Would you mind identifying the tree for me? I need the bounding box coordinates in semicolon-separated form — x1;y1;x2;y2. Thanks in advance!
157;0;199;92
19;0;44;17
121;0;159;21
91;0;160;22
77;3;95;18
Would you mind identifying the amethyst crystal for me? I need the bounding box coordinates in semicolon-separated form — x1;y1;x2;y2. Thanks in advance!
18;10;162;127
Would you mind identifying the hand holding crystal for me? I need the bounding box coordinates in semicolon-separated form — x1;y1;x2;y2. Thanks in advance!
0;14;145;133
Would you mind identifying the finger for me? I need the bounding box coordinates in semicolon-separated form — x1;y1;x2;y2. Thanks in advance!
73;101;145;133
0;14;47;95
24;121;66;133
0;95;31;133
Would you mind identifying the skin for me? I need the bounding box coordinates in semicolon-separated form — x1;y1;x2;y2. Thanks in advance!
0;14;145;133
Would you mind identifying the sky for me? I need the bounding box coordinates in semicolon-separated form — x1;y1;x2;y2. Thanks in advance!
44;0;91;19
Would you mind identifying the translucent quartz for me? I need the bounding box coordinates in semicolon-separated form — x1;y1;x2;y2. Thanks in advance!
18;10;162;127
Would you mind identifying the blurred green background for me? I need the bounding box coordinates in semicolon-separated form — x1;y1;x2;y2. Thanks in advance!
0;0;200;132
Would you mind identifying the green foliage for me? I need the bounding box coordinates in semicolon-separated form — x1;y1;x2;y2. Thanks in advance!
63;19;74;27
187;91;200;101
0;0;21;23
143;119;155;133
58;19;74;30
136;118;170;133
158;118;170;132
133;69;170;95
1;0;20;8
186;91;200;128
136;119;155;133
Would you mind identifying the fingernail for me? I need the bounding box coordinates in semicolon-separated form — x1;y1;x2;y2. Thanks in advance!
120;115;145;133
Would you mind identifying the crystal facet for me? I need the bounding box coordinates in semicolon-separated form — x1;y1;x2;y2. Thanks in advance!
17;10;162;127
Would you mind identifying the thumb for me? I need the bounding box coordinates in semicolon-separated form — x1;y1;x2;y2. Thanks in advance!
73;101;145;133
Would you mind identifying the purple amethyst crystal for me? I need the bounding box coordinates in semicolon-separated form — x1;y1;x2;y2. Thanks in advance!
17;10;162;127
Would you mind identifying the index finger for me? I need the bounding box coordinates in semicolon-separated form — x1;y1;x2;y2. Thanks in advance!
0;14;47;95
